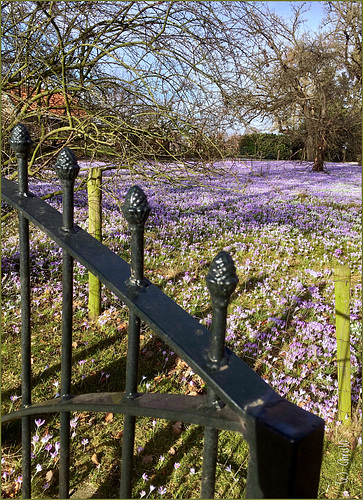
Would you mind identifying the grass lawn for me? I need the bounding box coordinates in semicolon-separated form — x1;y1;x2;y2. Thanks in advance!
1;159;362;498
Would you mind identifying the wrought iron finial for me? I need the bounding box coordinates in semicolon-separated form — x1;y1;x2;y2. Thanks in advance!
54;147;80;183
54;148;79;232
9;123;33;155
122;186;150;287
9;124;33;196
122;185;150;227
205;251;238;370
206;251;238;308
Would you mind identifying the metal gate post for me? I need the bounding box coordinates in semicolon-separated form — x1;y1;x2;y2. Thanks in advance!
120;186;150;498
54;148;80;499
201;251;238;498
245;399;325;498
9;124;33;499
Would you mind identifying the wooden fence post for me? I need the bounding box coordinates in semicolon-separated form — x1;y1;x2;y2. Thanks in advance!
334;264;351;425
87;167;102;319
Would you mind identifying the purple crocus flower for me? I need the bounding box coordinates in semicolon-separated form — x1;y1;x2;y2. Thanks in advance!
35;418;45;428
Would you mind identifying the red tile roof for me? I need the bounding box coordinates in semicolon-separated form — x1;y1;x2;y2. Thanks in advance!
5;87;87;117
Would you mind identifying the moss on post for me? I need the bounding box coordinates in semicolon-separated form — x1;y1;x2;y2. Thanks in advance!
334;265;351;425
87;167;102;319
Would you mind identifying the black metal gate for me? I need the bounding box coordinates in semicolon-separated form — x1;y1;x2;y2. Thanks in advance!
2;124;325;499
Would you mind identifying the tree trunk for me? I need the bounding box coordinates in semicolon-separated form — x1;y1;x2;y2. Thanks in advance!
305;134;315;162
87;167;102;318
312;136;327;172
302;106;315;162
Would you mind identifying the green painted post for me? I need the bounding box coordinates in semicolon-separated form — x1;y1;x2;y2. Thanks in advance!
87;167;102;319
334;265;351;425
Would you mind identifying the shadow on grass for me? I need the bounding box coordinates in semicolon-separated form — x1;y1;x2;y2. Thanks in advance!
2;333;127;404
82;421;248;499
2;297;252;498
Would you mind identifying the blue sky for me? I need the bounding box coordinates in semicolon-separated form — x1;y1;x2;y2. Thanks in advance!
266;1;327;33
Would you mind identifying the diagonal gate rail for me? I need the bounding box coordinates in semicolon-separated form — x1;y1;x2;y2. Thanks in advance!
1;124;325;499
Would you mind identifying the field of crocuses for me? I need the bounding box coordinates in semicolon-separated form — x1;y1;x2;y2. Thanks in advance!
2;159;362;498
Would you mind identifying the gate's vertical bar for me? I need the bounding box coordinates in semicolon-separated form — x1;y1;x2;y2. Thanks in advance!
54;148;80;499
9;124;33;499
201;251;238;499
120;186;150;499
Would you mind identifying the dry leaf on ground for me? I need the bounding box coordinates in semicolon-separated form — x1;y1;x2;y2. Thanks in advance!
105;412;113;423
2;481;20;498
91;454;100;466
45;470;53;482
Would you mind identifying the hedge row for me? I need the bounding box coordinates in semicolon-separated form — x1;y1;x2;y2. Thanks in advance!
239;133;292;160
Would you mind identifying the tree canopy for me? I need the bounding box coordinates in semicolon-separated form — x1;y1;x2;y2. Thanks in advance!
219;1;361;170
1;1;237;178
1;1;361;177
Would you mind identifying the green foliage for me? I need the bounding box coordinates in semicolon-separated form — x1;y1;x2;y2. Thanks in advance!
239;133;291;160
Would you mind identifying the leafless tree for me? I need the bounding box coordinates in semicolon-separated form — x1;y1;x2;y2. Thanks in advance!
2;1;360;177
218;1;361;170
1;1;240;180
